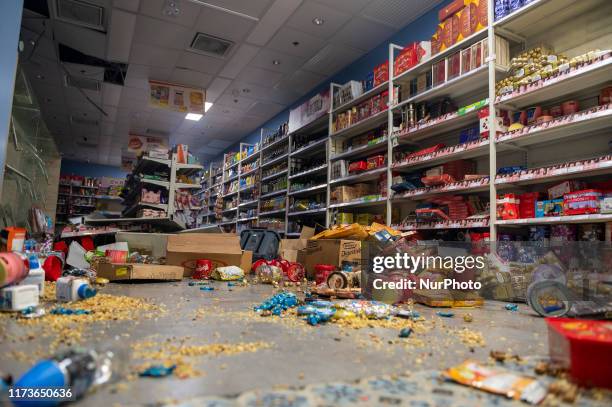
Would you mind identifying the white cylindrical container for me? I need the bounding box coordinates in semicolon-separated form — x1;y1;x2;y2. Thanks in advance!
18;255;45;296
56;276;97;302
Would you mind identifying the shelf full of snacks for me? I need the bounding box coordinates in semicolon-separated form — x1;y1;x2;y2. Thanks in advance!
286;114;329;236
86;146;204;231
237;142;261;232
56;176;100;224
258;124;290;234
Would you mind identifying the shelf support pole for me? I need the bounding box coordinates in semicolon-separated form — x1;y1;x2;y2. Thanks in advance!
487;0;498;241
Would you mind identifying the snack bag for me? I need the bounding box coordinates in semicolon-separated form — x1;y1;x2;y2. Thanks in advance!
211;265;244;281
444;360;547;404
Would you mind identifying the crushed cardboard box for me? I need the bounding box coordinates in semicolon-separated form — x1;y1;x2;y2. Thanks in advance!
301;239;361;279
279;226;314;262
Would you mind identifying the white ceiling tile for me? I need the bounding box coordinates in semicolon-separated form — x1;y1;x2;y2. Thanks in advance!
107;9;136;62
361;0;441;29
205;77;232;102
199;0;274;19
275;69;325;95
250;48;305;74
170;68;213;88
246;101;285;118
237;66;284;87
332;15;394;51
302;43;363;76
216;93;256;111
193;7;257;43
286;1;351;39
247;0;303;46
267;26;326;59
139;0;202;27
53;21;106;60
175;51;226;75
114;0;140;12
133;15;192;50
129;43;180;69
102;83;123;106
313;0;371;14
218;44;260;79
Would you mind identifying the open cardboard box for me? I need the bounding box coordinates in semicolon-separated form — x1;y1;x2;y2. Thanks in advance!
300;239;361;279
166;233;252;277
97;263;184;281
279;226;314;262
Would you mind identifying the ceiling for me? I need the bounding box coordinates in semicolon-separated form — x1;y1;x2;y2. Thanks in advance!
19;0;441;166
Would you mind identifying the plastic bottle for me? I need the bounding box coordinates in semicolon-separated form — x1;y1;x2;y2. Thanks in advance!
18;255;45;296
0;285;39;311
0;252;29;288
13;347;124;406
56;277;96;302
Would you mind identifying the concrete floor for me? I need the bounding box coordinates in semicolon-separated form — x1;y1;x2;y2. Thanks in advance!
0;281;551;406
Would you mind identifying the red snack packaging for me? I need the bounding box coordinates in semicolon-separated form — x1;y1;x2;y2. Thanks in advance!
193;259;213;279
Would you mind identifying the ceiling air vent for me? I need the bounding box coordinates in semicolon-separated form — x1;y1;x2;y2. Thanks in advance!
65;74;101;92
189;32;233;58
56;0;105;31
70;115;99;127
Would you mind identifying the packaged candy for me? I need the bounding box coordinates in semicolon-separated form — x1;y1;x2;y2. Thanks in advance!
212;265;244;281
445;360;547;404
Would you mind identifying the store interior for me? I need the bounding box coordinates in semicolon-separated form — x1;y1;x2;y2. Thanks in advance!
1;0;611;406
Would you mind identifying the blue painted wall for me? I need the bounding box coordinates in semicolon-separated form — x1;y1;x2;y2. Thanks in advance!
61;159;127;178
0;0;24;198
212;2;445;163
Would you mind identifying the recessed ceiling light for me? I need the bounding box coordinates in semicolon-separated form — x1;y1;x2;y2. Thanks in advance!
205;102;213;112
272;59;281;65
242;88;250;93
312;17;324;25
36;74;44;79
162;0;181;16
185;113;203;121
292;41;300;47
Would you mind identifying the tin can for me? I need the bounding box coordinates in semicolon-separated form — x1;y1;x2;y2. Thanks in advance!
193;259;213;279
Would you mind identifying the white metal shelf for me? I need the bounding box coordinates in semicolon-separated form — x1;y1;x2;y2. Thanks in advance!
392;29;488;85
329;196;386;209
496;55;612;109
175;182;200;189
287;208;326;217
392;181;490;201
222;190;238;198
240;152;260;164
330;167;386;185
259;208;286;217
329;109;388;139
393;141;489;171
237;216;258;222
495;158;612;188
331;81;389;114
239;199;258;208
261;169;288;182
261;152;289;169
290;138;327;157
496;214;612;226
330;138;387;161
240;167;259;177
261;134;289;153
260;189;287;199
392;109;481;145
288;183;327;196
395;65;490;107
496;106;612;148
289;164;327;180
239;184;257;193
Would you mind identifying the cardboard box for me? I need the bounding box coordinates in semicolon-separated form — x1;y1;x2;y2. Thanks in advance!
301;239;361;279
279;227;314;262
115;232;171;258
331;185;357;203
166;234;252;276
97;263;184;281
439;0;466;22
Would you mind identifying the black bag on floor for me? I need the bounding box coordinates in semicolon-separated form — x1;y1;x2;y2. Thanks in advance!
240;229;281;261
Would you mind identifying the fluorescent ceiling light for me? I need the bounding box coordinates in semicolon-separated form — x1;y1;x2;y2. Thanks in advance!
186;113;203;121
205;102;213;112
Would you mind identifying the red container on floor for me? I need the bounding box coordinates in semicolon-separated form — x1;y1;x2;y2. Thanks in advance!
193;259;213;279
315;264;336;285
546;318;612;389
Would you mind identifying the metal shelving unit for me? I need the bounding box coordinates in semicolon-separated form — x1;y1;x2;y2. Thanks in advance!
199;0;612;239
